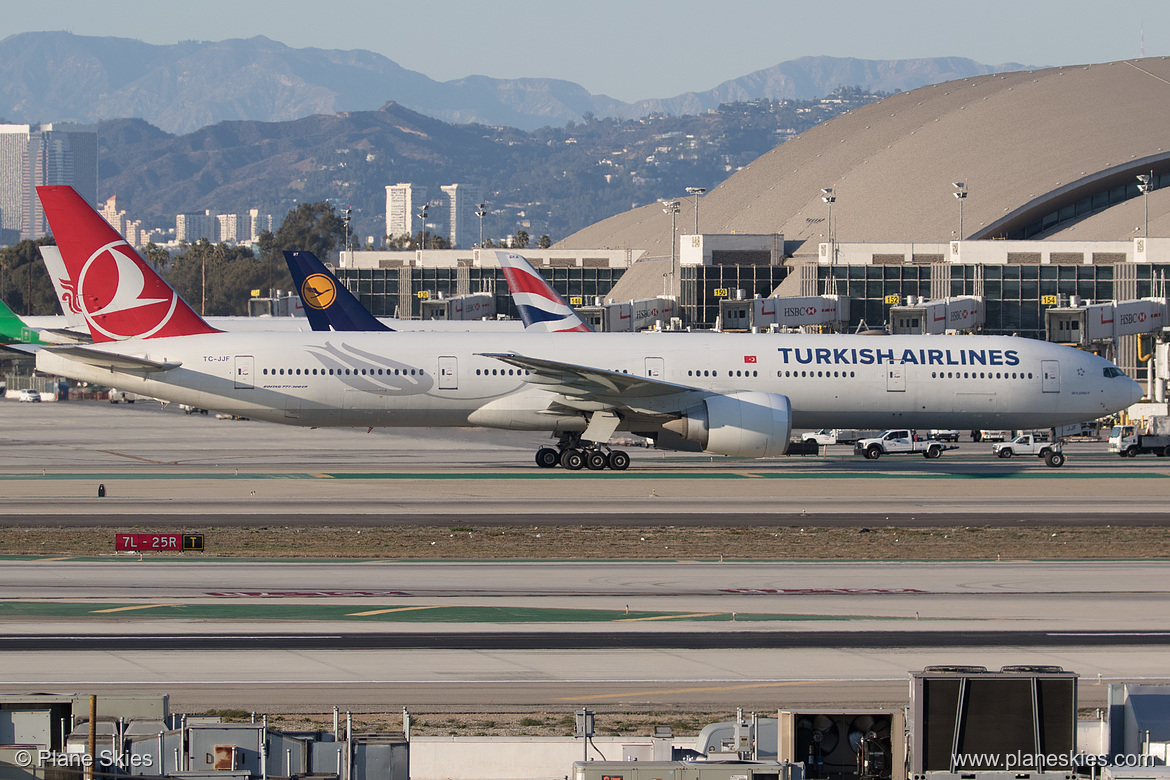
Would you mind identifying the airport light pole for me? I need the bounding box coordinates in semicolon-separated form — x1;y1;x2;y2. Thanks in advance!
953;182;968;238
821;188;836;263
685;186;706;235
662;199;681;295
475;202;487;247
416;204;429;250
1137;173;1153;237
342;206;352;256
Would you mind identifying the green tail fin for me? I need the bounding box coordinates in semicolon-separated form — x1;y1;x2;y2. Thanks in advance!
0;299;42;345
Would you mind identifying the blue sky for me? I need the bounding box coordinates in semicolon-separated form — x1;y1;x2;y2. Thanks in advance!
17;0;1168;102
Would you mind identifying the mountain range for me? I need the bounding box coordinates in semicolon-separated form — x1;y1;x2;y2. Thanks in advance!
0;31;1034;134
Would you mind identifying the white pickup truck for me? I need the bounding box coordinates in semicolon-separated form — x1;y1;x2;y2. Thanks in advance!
801;428;880;446
854;429;954;460
992;433;1065;467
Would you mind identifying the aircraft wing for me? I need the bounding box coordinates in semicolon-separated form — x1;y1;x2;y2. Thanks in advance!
44;345;181;373
478;352;694;400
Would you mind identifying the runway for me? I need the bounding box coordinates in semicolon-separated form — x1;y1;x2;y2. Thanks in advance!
5;629;1170;651
1;400;1168;523
2;557;1170;712
2;400;1170;714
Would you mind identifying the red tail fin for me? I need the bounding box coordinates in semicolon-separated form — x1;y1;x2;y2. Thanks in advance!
37;186;219;342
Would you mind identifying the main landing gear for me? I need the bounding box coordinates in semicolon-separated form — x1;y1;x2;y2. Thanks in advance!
535;434;630;471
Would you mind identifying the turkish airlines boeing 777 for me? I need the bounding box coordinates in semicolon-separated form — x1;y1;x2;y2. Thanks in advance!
34;186;1141;470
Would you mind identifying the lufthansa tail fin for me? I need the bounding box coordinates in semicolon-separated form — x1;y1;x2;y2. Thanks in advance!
496;251;593;332
36;186;219;342
283;251;393;332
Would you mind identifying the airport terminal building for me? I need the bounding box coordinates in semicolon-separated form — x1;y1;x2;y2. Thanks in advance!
336;58;1170;384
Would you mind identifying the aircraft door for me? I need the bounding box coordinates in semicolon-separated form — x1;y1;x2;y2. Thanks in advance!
645;357;664;379
1042;360;1060;393
886;365;906;392
234;355;254;389
438;356;458;390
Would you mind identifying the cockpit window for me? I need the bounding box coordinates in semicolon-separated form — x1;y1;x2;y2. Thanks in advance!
1103;367;1125;378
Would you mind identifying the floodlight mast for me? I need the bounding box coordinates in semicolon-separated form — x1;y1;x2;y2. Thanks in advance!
685;186;706;235
1137;174;1153;238
953;182;968;238
821;187;836;262
662;199;681;295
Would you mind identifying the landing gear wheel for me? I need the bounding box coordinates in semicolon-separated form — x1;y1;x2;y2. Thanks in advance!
560;449;585;470
1045;450;1066;468
607;450;631;471
535;447;560;468
585;450;608;470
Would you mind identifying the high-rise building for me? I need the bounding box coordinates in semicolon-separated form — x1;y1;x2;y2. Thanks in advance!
176;211;217;243
441;183;484;249
248;208;273;240
100;194;126;234
217;213;253;243
21;124;98;239
0;125;29;242
385;183;428;243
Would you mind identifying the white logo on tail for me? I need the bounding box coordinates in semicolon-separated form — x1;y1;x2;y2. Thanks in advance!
78;240;178;340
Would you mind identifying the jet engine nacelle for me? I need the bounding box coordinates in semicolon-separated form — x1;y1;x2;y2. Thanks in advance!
661;391;792;458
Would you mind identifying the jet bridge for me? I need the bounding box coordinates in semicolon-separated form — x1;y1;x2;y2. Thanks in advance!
889;297;985;335
720;295;850;332
1044;297;1167;346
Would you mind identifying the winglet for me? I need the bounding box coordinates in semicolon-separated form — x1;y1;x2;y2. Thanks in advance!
284;250;393;332
495;251;593;332
36;186;219;342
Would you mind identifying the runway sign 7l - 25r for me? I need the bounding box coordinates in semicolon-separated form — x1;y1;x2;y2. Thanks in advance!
115;533;205;552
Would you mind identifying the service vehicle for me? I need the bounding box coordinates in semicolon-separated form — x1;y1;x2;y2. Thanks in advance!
977;429;1012;442
993;433;1065;467
17;388;40;402
854;429;955;459
929;428;961;442
800;428;879;445
1109;418;1170;457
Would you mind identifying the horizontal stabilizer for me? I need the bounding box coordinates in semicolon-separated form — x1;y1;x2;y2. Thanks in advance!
0;343;40;356
45;345;181;373
41;327;93;344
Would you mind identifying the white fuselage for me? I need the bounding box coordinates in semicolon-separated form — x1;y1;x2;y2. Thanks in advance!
36;331;1141;434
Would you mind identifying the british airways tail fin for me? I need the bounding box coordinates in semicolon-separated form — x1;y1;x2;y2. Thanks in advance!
36;186;219;342
495;251;593;332
283;251;393;332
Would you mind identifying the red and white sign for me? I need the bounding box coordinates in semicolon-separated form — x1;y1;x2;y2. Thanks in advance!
744;355;757;364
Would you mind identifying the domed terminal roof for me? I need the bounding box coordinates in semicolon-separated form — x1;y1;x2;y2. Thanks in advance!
560;58;1170;257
